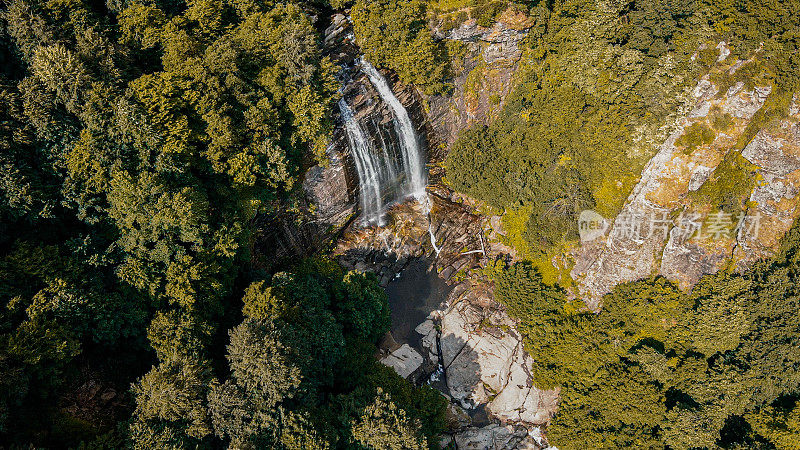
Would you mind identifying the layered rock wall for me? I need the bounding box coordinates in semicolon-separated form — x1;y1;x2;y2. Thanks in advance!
571;49;800;308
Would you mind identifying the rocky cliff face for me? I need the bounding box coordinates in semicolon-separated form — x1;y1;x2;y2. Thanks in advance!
436;280;558;425
571;47;800;309
305;8;800;448
303;14;432;227
425;9;533;157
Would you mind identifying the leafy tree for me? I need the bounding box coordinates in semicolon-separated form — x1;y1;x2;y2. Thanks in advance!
747;402;800;450
498;219;800;448
129;355;214;449
351;388;428;450
0;81;55;221
0;0;342;445
209;261;443;448
622;0;696;58
351;0;450;94
207;318;303;448
334;270;391;343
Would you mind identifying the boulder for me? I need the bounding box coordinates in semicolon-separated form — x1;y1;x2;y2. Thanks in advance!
417;320;440;365
415;319;435;335
489;348;559;424
380;344;423;379
451;424;538;450
439;282;558;422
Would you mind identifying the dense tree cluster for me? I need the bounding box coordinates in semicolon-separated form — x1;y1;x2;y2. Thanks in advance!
351;0;451;95
3;0;800;447
493;220;800;448
131;260;445;448
0;0;446;447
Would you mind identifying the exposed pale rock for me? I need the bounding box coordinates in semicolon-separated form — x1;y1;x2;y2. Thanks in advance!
440;295;481;369
716;41;731;62
660;239;731;290
790;94;799;116
452;424;537;450
735;118;800;268
572;73;783;307
380;344;423;379
422;331;439;364
323;14;349;47
723;85;772;119
426;13;531;151
439;281;558;423
417;319;440;364
489;349;559;424
415;319;435;335
742;129;800;176
688;165;714;191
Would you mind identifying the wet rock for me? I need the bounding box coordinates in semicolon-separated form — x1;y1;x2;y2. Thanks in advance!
323;14;349;47
446;402;473;429
302;148;355;227
416;319;441;364
415;319;435;336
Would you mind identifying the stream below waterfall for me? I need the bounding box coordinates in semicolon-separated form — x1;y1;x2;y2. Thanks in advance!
384;258;492;427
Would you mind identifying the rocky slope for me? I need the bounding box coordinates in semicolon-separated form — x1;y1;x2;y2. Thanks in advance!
333;197;557;448
426;9;534;152
571;46;800;309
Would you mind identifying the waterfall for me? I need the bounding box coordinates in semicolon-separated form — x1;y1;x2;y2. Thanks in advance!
338;98;385;225
360;60;427;199
428;224;441;256
336;59;428;225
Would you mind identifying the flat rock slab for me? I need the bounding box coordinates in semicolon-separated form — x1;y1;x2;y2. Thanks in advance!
452;424;540;450
380;344;423;379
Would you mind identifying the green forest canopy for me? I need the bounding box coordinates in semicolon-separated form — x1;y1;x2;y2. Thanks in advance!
2;0;800;448
0;0;445;447
445;0;800;268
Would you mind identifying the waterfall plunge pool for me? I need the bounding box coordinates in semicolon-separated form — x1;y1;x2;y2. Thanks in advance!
384;257;451;349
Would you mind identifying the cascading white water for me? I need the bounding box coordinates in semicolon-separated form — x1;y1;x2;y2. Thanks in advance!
360;60;427;199
428;224;441;256
372;118;400;185
338;98;385;225
337;59;428;225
